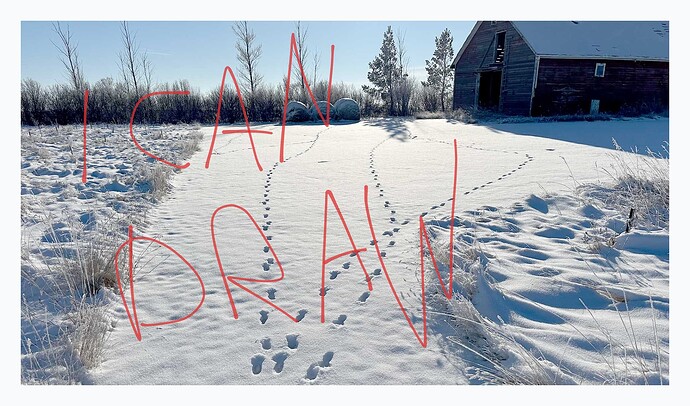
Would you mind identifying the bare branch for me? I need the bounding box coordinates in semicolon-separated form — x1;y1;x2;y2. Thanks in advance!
51;22;85;93
293;21;310;100
233;21;263;96
118;21;141;96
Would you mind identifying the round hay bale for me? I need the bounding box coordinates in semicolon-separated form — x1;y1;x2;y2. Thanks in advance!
286;101;310;122
334;98;361;121
309;101;335;122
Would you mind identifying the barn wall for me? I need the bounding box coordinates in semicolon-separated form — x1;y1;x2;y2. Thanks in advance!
452;21;536;115
531;58;669;116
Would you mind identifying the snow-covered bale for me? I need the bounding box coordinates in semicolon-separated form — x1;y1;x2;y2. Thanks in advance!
334;98;361;121
309;101;335;122
285;101;310;122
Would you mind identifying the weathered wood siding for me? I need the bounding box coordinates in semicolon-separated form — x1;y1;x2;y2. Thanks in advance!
452;21;536;115
531;59;669;116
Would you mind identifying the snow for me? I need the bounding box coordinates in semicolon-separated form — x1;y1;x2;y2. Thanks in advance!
48;117;666;385
512;21;669;61
20;124;203;383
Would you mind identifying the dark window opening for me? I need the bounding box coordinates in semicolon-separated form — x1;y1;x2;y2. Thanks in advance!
595;63;606;77
494;32;506;64
478;71;502;110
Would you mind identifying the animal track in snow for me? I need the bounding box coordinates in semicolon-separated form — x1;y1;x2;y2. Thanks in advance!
332;314;347;326
272;352;289;373
305;363;319;381
304;351;335;381
251;354;265;375
266;288;277;300
286;334;299;349
296;309;308;322
357;292;370;303
329;270;340;280
259;310;269;324
260;337;272;350
321;351;334;367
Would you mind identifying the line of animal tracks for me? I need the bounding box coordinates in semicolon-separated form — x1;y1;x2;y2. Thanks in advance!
92;118;667;384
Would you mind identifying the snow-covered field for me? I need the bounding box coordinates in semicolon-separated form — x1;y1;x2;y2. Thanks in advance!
21;117;669;385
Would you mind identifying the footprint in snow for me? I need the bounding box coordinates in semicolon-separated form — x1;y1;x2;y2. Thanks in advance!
251;354;265;375
266;288;277;300
332;314;347;326
357;292;370;303
304;352;335;381
259;310;269;324
321;351;334;367
296;309;308;322
260;337;272;350
330;270;340;280
272;352;289;373
286;334;299;349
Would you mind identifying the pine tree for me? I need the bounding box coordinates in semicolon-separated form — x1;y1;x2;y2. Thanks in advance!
363;26;400;116
422;28;454;112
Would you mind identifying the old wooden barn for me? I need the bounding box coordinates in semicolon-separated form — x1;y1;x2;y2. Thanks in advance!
451;21;669;116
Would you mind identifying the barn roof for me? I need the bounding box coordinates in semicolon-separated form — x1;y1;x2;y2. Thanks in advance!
513;21;669;61
453;21;669;67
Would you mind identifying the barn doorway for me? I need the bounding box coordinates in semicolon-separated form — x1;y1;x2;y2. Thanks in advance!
478;71;502;110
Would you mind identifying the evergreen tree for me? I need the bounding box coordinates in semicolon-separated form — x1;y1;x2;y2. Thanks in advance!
363;26;400;116
422;28;454;111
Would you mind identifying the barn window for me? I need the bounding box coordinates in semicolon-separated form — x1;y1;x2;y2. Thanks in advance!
595;63;606;77
494;32;506;64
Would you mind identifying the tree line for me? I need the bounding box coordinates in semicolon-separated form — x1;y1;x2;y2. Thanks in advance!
21;22;455;126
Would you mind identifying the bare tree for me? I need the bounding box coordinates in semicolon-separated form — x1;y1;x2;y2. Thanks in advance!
141;52;154;94
21;79;47;124
395;30;413;116
396;29;409;78
293;21;309;102
312;50;320;89
118;21;148;97
233;21;263;115
51;22;85;93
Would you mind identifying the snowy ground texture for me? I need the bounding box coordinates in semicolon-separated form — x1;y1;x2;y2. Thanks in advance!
21;124;203;383
21;117;668;385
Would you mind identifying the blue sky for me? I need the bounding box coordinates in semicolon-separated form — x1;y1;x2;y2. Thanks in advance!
21;21;475;93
